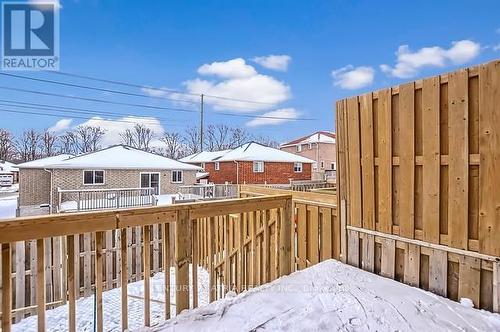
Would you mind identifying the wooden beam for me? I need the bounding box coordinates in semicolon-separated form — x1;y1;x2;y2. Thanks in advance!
2;243;11;332
143;225;151;326
95;232;103;332
120;228;128;330
67;235;76;332
175;210;191;314
36;239;45;332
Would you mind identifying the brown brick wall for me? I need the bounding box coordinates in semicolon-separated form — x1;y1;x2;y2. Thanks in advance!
203;161;311;184
19;169;51;206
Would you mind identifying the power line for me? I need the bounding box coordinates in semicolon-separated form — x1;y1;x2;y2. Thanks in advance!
0;85;200;114
0;72;199;105
0;99;185;124
47;70;286;106
0;107;185;128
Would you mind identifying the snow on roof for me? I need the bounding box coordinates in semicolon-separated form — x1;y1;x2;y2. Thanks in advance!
0;161;18;173
17;154;74;169
215;142;315;163
281;131;336;147
180;150;230;163
196;172;210;179
45;145;202;171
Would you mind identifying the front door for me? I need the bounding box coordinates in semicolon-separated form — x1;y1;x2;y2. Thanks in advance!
140;173;160;195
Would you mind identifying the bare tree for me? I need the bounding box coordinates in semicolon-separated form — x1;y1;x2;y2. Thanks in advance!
253;135;279;148
72;126;106;153
161;132;186;159
42;130;58;157
184;126;200;155
120;124;155;151
16;129;41;161
230;127;252;147
205;124;232;151
0;129;15;161
58;131;78;155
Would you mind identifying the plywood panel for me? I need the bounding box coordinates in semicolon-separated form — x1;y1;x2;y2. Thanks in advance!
380;238;395;278
429;249;447;296
346;97;362;227
404;243;420;287
458;255;481;307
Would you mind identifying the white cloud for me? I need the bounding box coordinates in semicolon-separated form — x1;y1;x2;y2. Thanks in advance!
246;108;299;127
140;86;171;97
74;116;165;148
380;40;481;78
331;65;375;90
48;118;72;133
252;55;291;71
184;74;291;111
197;58;257;79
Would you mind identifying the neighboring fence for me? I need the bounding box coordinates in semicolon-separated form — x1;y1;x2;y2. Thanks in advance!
264;180;335;192
237;185;340;271
57;187;156;212
0;194;292;331
336;60;500;311
178;184;238;200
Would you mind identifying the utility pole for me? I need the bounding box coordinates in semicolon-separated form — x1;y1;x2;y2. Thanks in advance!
200;94;204;152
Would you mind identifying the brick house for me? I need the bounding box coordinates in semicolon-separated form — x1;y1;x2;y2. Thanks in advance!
17;145;200;214
181;142;314;184
280;131;336;180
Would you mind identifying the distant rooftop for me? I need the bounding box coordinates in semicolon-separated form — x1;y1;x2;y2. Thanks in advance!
17;154;74;169
281;131;336;147
180;150;230;163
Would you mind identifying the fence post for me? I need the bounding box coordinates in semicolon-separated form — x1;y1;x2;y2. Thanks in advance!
175;209;191;314
279;197;293;276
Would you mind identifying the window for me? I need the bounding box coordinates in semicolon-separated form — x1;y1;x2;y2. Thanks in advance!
171;170;183;183
83;170;104;185
331;162;336;171
215;162;220;171
320;161;324;169
296;145;302;152
140;172;160;194
308;143;312;150
253;161;264;173
312;162;318;170
201;162;205;169
294;162;303;173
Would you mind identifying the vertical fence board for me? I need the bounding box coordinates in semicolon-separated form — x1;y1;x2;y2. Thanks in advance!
378;89;393;233
346;97;362;227
458;255;481;308
448;69;469;250
360;93;375;230
399;83;415;238
422;76;441;243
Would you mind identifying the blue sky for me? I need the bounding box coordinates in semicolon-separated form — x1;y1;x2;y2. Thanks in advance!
2;0;500;144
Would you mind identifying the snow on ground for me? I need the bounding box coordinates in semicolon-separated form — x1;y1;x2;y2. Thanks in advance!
147;260;500;332
12;266;209;332
0;194;17;219
0;183;18;193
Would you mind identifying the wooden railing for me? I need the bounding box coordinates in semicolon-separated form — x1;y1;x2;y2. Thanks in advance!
178;184;238;201
0;194;292;331
57;187;156;212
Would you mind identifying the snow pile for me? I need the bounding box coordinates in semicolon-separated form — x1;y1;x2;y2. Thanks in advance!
0;195;17;219
148;260;500;331
12;266;209;332
216;142;314;163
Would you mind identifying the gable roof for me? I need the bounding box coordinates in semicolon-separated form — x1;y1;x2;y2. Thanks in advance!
17;154;74;169
44;145;201;171
214;142;315;163
281;131;336;147
180;150;230;164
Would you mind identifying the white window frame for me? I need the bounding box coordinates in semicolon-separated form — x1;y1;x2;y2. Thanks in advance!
201;162;205;170
308;143;312;150
312;162;318;170
140;172;161;194
253;161;264;173
171;170;183;183
331;162;336;171
296;145;302;152
83;170;105;185
294;162;303;173
215;162;220;171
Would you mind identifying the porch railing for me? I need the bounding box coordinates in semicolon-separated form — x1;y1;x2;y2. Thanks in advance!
57;187;156;213
0;194;292;331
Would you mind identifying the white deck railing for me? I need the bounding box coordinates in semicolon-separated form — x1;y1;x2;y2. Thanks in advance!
57;187;156;212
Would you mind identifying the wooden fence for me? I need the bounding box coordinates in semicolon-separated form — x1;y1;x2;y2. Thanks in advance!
0;194;292;331
336;59;500;311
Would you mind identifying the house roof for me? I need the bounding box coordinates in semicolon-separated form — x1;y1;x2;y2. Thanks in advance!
17;154;74;169
281;131;336;147
44;145;202;171
214;142;315;163
180;150;230;163
0;161;18;174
